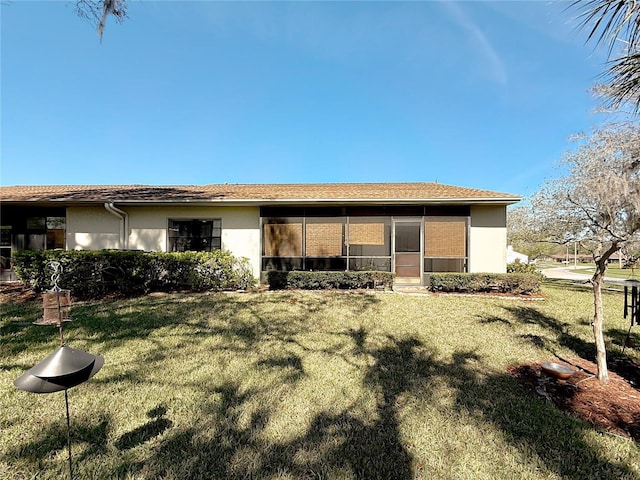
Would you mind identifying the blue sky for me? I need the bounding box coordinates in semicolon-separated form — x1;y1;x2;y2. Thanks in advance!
1;1;613;196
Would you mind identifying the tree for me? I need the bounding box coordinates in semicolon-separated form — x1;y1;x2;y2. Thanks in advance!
530;122;640;381
507;205;557;262
573;0;640;112
75;0;128;39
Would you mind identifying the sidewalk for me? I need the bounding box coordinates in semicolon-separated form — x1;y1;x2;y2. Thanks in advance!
541;266;628;285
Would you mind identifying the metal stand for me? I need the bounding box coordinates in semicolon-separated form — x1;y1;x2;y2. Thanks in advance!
622;280;640;353
13;260;104;480
65;389;73;480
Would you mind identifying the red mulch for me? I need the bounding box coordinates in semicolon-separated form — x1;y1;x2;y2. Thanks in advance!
0;283;39;302
508;357;640;442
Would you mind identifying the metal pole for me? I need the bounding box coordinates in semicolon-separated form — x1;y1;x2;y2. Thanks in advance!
57;290;65;346
65;389;73;480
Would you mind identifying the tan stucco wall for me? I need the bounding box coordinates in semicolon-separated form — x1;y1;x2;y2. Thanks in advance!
66;205;261;278
468;205;507;273
66;203;508;280
67;207;121;250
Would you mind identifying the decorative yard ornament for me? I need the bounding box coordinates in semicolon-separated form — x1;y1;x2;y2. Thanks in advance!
33;261;73;346
623;279;640;353
14;260;104;480
13;346;104;393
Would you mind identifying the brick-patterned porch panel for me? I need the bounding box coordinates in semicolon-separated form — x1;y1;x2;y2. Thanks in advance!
348;222;385;246
425;220;466;257
264;223;302;256
305;223;343;256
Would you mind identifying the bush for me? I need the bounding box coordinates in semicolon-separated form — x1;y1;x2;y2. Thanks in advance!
428;272;541;295
12;250;256;299
507;260;539;275
266;271;395;290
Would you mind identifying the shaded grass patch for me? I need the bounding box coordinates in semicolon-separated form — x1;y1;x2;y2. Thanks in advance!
1;286;639;479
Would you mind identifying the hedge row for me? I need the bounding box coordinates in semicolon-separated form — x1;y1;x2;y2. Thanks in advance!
12;250;540;296
266;271;395;290
12;250;256;299
428;272;542;295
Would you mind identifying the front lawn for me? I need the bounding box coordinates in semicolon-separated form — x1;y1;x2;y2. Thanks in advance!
1;284;639;479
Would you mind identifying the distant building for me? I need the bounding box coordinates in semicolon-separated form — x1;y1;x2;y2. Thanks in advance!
506;245;529;264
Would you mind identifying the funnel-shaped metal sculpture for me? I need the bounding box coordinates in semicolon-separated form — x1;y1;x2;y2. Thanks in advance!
14;346;104;393
14;261;104;480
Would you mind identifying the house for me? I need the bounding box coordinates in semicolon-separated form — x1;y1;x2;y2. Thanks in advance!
0;183;521;285
506;245;529;264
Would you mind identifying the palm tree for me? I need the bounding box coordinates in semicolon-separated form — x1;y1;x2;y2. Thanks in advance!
573;0;640;112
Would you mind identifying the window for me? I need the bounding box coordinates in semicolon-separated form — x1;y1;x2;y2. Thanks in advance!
168;219;221;252
347;217;391;272
25;216;66;250
424;217;467;272
262;217;303;271
305;217;345;257
0;226;11;270
263;218;303;257
46;217;66;250
262;215;393;272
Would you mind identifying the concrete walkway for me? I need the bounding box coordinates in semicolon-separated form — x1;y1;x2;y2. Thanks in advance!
541;266;632;286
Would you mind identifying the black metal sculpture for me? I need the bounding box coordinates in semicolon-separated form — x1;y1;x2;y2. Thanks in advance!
13;261;104;479
623;279;640;353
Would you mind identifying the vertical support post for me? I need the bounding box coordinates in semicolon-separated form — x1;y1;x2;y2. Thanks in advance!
623;281;640;353
65;389;73;480
57;290;65;346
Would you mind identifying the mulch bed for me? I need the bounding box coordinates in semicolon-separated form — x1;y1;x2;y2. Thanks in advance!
508;357;640;442
0;283;39;302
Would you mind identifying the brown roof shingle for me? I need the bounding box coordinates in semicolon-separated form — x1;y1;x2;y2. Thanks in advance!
0;183;520;204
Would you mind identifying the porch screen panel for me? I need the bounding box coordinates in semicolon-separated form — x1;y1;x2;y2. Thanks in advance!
347;217;391;271
263;222;302;257
349;222;385;246
425;218;466;258
305;221;344;257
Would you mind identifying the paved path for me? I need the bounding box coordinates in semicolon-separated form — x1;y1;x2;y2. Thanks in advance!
541;266;630;285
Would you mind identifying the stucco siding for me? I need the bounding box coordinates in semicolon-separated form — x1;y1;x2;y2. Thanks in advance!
67;205;261;278
468;205;507;273
67;207;121;250
66;203;507;280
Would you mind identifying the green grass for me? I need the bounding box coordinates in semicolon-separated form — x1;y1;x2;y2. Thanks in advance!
1;284;639;479
580;266;640;280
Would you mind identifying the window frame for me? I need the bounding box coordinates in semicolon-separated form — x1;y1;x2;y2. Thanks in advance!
167;218;222;253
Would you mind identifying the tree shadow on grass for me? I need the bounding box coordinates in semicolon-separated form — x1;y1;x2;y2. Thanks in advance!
118;334;423;479
2;409;111;477
505;305;595;360
8;321;639;479
115;405;172;451
113;328;638;480
451;370;638;479
9;292;638;478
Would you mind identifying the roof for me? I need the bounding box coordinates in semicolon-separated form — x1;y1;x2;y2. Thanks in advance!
0;183;521;206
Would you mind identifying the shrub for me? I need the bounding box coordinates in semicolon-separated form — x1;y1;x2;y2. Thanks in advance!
266;271;395;290
428;272;541;295
12;250;256;299
507;260;539;275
